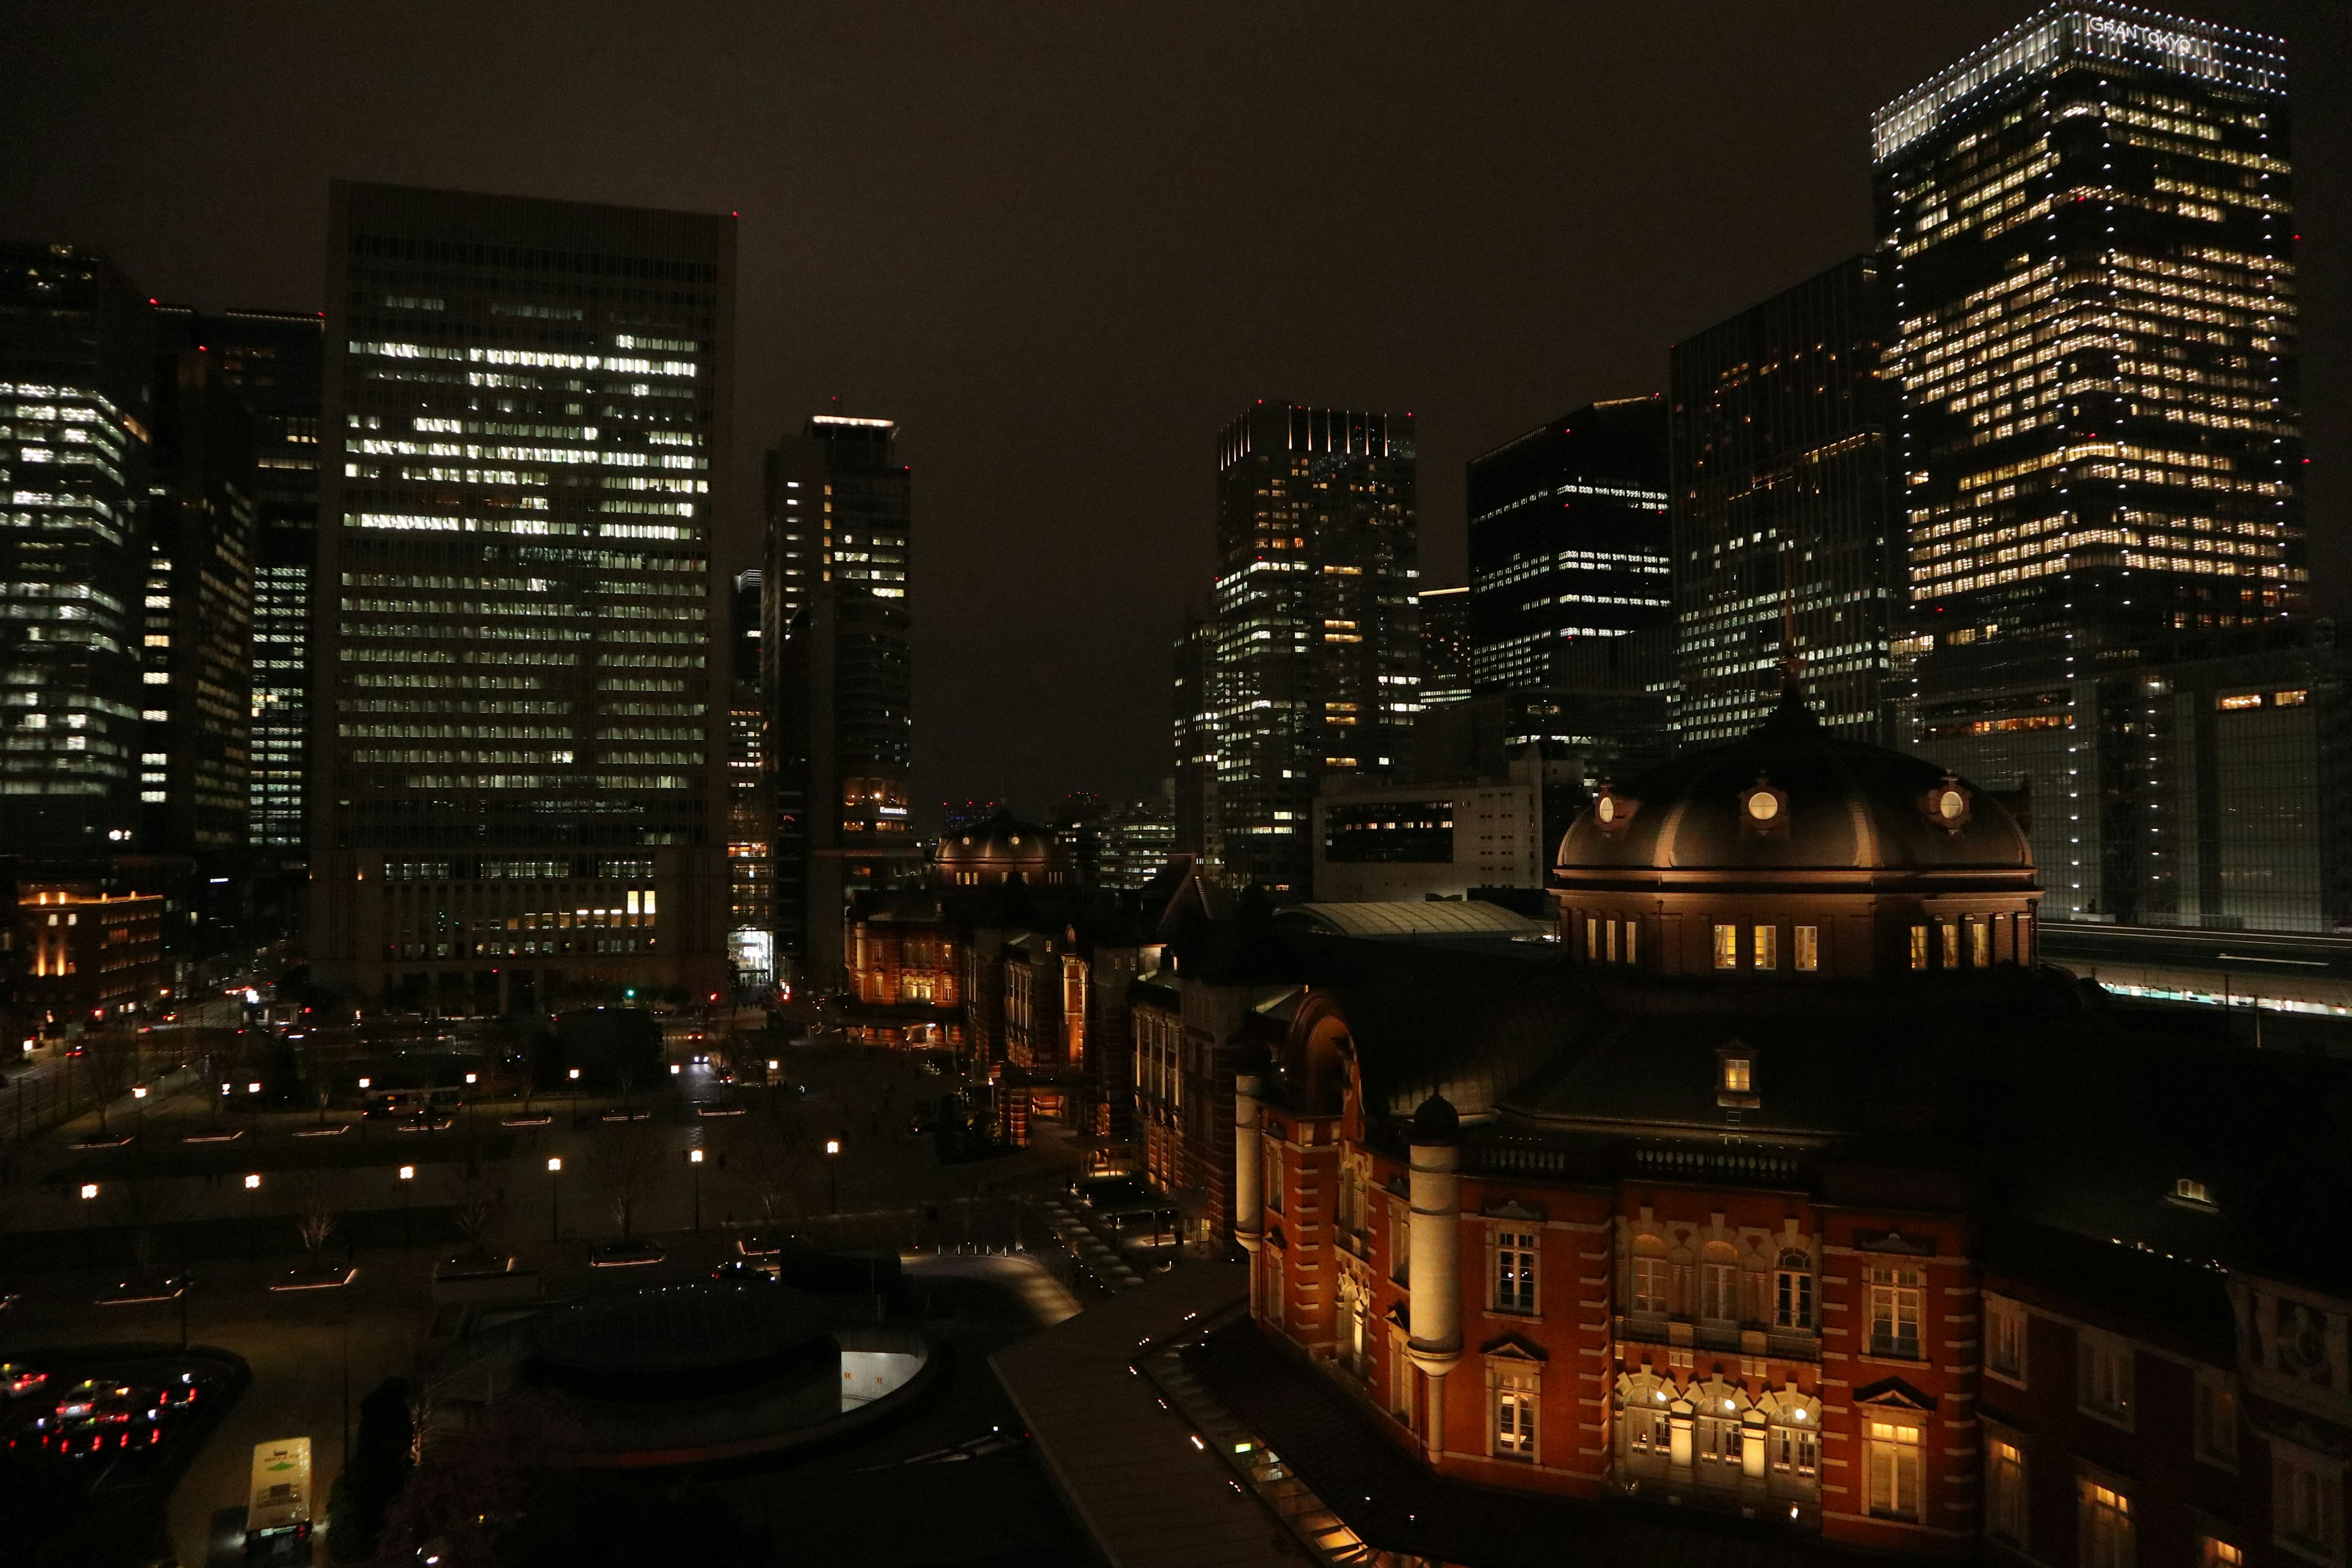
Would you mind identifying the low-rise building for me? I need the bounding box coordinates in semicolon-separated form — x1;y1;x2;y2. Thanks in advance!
19;881;164;1026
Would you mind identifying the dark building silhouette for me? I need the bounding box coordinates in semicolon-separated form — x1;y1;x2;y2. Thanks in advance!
309;181;734;1012
1671;255;1896;744
764;413;914;992
1419;584;1472;707
1466;397;1670;695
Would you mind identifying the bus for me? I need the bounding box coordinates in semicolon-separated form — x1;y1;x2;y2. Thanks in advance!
246;1436;312;1561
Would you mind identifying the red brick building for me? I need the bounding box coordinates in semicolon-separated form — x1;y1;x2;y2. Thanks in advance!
1196;695;2350;1568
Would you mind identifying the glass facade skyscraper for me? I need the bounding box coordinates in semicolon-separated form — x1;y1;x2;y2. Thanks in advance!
1466;398;1670;694
1190;403;1419;893
1417;584;1472;707
0;244;154;853
310;182;733;1012
1880;6;2302;922
1670;256;1896;744
1877;4;2299;663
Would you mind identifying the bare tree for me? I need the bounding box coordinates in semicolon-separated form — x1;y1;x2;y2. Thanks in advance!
586;1125;664;1238
77;1030;138;1136
728;1124;813;1251
450;1163;504;1257
286;1170;339;1265
105;1153;178;1276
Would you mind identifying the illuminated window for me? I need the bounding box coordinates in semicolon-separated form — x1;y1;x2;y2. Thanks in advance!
2274;1444;2342;1561
1494;1371;1537;1459
1867;1419;1924;1520
1722;1056;1752;1095
1586;916;1599;960
1605;919;1618;963
1753;925;1777;969
2217;693;2262;711
1794;925;1819;971
2081;1480;2134;1568
1988;1437;2027;1544
1970;918;1991;967
1940;919;1961;968
2201;1538;2243;1568
2274;689;2309;707
1910;925;1929;970
1713;923;1739;969
1632;1248;1669;1315
1624;921;1638;965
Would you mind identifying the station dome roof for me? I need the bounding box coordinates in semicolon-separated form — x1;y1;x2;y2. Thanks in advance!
1555;686;2032;888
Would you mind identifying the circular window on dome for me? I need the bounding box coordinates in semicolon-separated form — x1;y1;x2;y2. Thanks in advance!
1591;786;1636;834
1009;835;1022;846
1740;778;1789;833
1921;774;1972;834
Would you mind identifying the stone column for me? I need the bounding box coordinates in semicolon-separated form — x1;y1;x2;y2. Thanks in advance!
1234;1072;1264;1314
1406;1095;1462;1458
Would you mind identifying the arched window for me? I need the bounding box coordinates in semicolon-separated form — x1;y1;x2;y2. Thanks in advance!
1615;1369;1675;1472
1775;1248;1815;1330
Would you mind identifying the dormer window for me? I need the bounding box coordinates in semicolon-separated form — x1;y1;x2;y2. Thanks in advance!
2173;1177;2216;1209
1722;1056;1752;1094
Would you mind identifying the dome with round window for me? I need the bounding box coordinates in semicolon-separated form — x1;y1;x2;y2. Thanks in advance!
1555;685;2038;979
932;809;1076;889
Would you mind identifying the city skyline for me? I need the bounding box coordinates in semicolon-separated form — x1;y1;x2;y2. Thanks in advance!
6;1;2340;815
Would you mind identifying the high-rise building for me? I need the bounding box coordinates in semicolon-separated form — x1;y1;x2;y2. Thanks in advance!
726;568;771;989
1466;397;1670;693
1671;256;1897;744
202;311;324;858
0;244;155;853
308;182;734;1013
1193;403;1420;892
1097;786;1178;892
764;414;914;991
1417;584;1472;707
1877;4;2300;668
1170;609;1217;867
145;316;258;859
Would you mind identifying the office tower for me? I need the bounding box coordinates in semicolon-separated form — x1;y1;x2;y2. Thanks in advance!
309;182;733;1013
1877;6;2299;662
1097;785;1178;891
1170;609;1217;866
0;244;155;853
764;413;914;991
1671;255;1897;744
1466;397;1670;693
1198;403;1419;892
143;318;258;857
1418;584;1472;706
203;311;324;856
726;568;771;988
1877;6;2300;919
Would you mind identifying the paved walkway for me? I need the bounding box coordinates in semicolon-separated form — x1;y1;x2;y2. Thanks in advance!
993;1259;1308;1567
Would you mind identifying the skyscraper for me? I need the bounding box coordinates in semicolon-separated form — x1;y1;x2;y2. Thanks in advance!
764;413;914;991
1877;6;2301;919
1417;584;1472;707
203;310;324;858
1465;397;1670;694
1877;4;2299;662
309;182;733;1012
727;567;771;988
145;315;258;858
1671;255;1897;744
1196;403;1419;893
0;244;154;853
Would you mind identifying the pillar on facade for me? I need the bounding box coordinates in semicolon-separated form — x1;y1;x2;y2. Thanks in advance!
1234;1072;1264;1315
1406;1093;1462;1458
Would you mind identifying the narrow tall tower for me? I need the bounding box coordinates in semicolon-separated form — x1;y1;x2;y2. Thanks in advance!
310;182;734;1012
764;413;914;992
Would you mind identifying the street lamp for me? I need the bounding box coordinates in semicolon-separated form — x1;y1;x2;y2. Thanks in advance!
398;1165;415;1252
687;1147;704;1233
244;1173;262;1263
825;1139;841;1214
547;1156;562;1240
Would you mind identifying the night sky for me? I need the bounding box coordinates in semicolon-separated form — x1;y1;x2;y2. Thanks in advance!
2;1;2343;824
